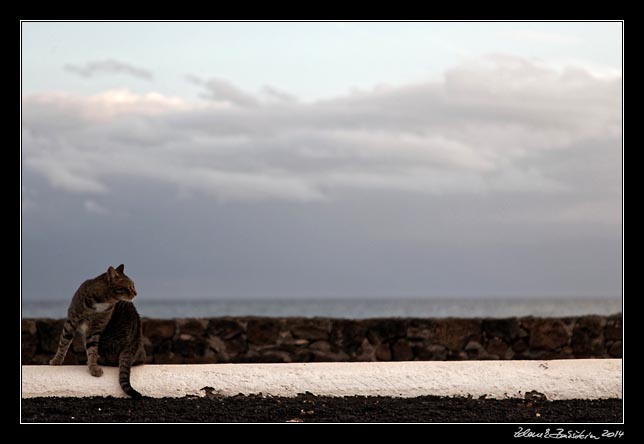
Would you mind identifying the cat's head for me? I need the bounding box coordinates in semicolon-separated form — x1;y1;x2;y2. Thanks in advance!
106;264;137;302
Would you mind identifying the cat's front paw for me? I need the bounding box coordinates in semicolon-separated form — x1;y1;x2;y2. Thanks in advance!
49;357;63;365
89;365;104;377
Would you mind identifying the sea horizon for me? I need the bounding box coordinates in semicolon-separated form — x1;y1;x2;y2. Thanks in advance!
21;296;622;319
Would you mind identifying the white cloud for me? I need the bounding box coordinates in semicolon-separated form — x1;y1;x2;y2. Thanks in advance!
22;56;621;222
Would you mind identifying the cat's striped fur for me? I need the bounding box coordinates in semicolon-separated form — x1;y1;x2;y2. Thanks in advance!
49;264;145;399
98;300;146;399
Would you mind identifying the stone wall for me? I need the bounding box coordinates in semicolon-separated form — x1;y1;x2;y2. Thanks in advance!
21;315;622;365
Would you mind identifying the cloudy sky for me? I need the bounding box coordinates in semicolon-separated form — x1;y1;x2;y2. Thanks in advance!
21;21;622;301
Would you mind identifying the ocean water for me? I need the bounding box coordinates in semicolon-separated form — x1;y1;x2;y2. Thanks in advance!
21;297;622;319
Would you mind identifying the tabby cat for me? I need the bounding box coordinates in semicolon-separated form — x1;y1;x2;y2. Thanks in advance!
49;264;146;399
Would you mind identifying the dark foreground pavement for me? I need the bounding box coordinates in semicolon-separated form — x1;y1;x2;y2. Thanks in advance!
21;394;622;423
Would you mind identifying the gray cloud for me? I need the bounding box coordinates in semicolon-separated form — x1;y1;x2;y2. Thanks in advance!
261;85;298;103
64;59;153;81
83;199;109;214
187;75;258;107
21;55;622;300
24;56;621;217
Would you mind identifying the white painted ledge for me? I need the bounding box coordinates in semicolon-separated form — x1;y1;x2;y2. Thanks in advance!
21;360;622;400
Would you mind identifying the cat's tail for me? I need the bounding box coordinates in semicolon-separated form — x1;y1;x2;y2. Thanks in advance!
119;352;143;399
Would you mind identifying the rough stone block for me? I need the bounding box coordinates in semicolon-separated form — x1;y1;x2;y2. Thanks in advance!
367;320;407;342
290;320;330;341
575;316;605;337
310;340;331;352
355;338;376;362
311;349;351;362
465;341;486;359
609;341;622;358
22;319;37;335
482;318;520;342
571;316;606;356
176;319;208;337
331;320;368;352
391;339;413;361
21;337;37;364
172;338;205;357
529;320;569;350
375;343;392;361
512;339;528;353
605;319;622;341
413;343;448;360
486;337;509;357
430;319;481;351
407;326;432;339
207;319;245;340
37;319;65;354
246;319;281;345
142;319;176;340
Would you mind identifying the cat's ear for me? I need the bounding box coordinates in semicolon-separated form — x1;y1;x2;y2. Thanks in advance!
116;264;125;274
107;266;118;283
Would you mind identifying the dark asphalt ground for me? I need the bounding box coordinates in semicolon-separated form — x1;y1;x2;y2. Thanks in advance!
21;394;622;423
